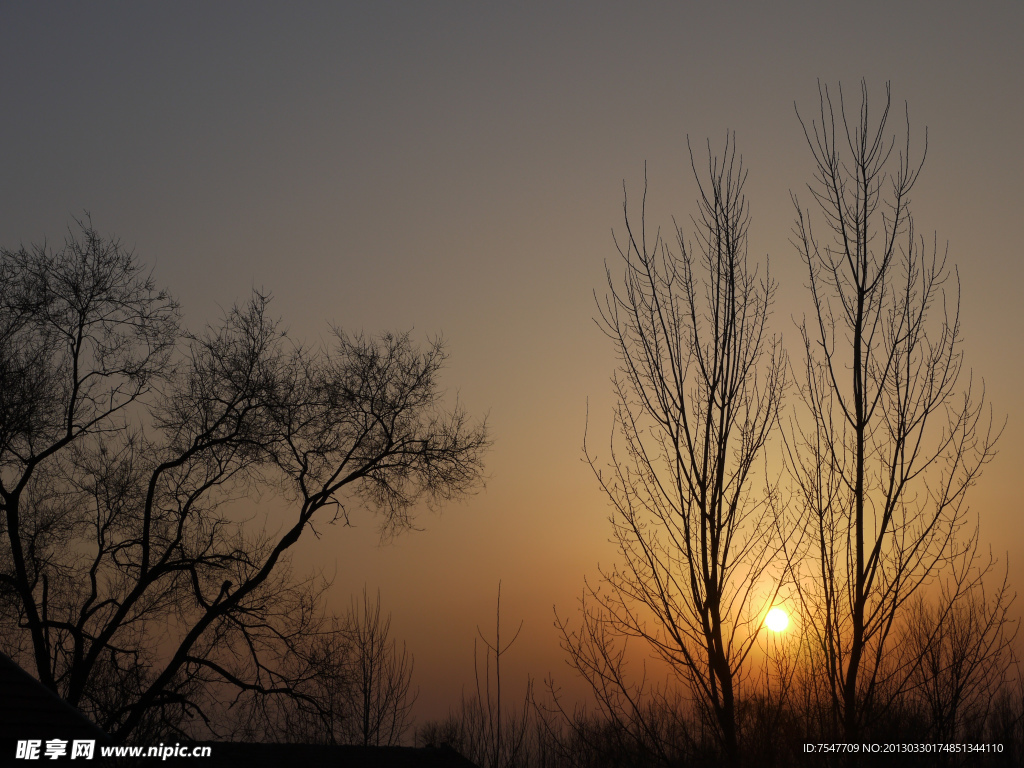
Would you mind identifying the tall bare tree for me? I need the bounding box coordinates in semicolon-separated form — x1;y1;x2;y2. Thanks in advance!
785;80;1001;740
0;219;489;741
563;136;787;765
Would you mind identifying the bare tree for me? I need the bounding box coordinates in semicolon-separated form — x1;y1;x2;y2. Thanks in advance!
344;587;417;747
785;80;1001;740
904;575;1017;747
564;135;787;766
472;582;530;768
225;586;417;748
418;582;531;768
222;586;355;745
0;219;489;741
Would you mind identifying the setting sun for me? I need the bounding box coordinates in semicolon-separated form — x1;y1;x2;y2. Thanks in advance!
765;607;789;632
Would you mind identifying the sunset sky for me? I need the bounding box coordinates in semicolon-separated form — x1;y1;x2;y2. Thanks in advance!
2;1;1022;724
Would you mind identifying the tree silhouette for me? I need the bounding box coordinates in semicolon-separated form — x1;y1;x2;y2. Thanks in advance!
784;80;1003;741
347;587;417;747
563;136;787;766
417;582;531;768
0;219;488;741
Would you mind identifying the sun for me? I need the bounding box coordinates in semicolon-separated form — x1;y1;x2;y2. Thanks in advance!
764;607;789;632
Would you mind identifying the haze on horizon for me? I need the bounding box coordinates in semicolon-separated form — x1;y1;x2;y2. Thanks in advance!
1;0;1022;732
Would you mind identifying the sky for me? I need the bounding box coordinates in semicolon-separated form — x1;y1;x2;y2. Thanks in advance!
2;1;1022;726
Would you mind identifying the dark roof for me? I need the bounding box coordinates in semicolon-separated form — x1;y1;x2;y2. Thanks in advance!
158;743;480;767
0;651;108;743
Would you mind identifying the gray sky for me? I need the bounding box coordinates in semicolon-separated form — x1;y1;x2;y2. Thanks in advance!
2;0;1022;724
